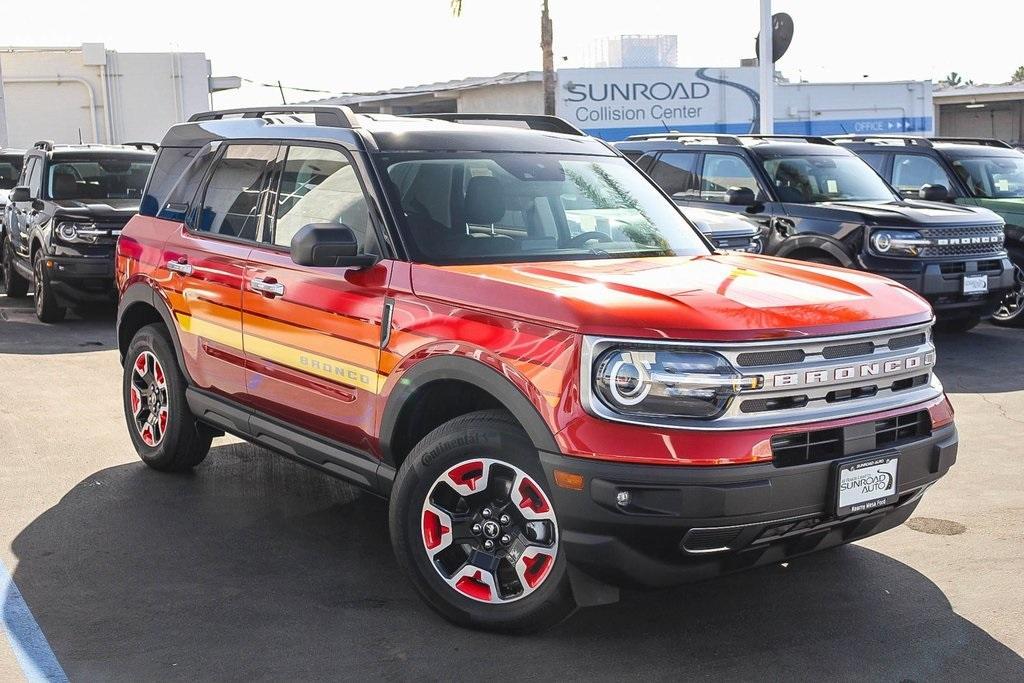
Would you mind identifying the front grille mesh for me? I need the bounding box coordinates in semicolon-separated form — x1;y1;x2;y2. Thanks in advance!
919;225;1004;258
735;349;805;367
888;333;926;350
771;410;931;467
822;341;876;359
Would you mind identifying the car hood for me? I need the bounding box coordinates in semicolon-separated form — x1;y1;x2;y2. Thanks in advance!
677;205;760;236
785;199;1001;227
52;198;141;220
411;254;932;341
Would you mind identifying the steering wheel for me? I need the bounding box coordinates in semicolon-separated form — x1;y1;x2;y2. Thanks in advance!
567;231;613;248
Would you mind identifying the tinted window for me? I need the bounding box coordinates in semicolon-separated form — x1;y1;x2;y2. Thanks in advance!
197;145;277;240
0;156;23;190
376;152;708;265
858;152;887;175
141;147;196;217
648;152;699;198
761;154;895;203
160;146;219;222
699;153;764;202
269;146;378;253
950;155;1024;199
27;158;43;198
48;157;153;200
892;154;952;196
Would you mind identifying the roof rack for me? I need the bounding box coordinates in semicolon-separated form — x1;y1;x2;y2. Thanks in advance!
623;133;743;145
928;136;1013;149
829;135;934;147
739;134;836;146
123;141;158;152
403;113;585;136
188;105;360;129
33;140;54;151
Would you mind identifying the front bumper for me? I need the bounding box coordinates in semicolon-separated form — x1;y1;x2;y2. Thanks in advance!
860;253;1014;315
539;423;956;587
43;255;116;302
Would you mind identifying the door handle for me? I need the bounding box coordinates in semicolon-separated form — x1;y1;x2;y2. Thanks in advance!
167;259;193;276
250;277;285;297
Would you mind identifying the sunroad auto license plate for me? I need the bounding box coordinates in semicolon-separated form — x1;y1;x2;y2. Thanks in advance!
963;275;988;295
835;454;899;517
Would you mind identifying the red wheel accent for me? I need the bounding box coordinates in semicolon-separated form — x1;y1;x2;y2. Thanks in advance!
447;460;485;491
141;424;155;446
455;571;492;601
135;353;148;374
154;361;165;387
422;509;450;550
130;385;142;416
517;477;550;514
129;351;169;448
520;552;554;589
158;407;169;435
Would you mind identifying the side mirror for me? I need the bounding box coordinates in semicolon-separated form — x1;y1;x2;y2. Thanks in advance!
290;223;378;268
9;186;30;203
726;186;757;206
919;184;949;202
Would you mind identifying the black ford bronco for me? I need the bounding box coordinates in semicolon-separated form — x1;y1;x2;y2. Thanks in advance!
0;141;155;321
615;133;1015;332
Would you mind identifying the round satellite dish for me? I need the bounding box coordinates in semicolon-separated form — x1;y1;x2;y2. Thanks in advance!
755;12;795;63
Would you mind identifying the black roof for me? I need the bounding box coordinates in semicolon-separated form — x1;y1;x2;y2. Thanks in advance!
614;133;851;158
28;141;156;159
163;106;616;156
831;135;1022;157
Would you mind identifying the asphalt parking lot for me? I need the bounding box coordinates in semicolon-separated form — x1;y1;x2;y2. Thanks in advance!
1;293;1022;681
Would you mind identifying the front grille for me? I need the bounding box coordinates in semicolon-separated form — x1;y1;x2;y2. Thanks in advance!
771;409;931;467
680;527;744;553
736;349;805;367
919;225;1004;258
822;341;875;359
888;333;926;350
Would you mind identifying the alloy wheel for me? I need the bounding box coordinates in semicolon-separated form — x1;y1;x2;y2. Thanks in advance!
421;458;558;604
993;264;1024;323
33;257;44;314
129;351;170;447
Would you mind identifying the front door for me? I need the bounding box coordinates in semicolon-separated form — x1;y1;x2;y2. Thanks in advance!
240;144;390;454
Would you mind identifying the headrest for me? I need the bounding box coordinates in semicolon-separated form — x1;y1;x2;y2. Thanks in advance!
464;175;505;225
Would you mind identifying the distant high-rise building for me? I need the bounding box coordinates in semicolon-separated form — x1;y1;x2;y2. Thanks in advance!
583;35;678;68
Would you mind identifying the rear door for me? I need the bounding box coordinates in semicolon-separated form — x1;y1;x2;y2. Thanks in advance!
161;143;277;400
9;157;41;262
240;143;391;454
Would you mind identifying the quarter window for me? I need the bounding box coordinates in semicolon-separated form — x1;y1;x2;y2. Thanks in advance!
269;146;378;253
197;144;277;240
892;154;952;197
648;152;699;198
26;158;43;198
699;153;763;202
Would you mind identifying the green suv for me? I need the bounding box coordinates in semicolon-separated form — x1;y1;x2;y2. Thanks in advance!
833;136;1024;326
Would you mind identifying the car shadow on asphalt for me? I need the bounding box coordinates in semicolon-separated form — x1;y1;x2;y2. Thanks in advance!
6;442;1024;681
933;323;1024;394
0;295;116;354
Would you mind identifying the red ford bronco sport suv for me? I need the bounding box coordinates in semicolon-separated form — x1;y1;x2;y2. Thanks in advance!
115;107;957;632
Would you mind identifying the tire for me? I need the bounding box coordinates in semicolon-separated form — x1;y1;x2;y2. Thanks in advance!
123;323;211;472
934;314;981;333
991;254;1024;328
32;250;65;323
1;235;28;297
389;409;576;633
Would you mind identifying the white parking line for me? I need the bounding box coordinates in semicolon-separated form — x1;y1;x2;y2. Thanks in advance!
0;558;68;682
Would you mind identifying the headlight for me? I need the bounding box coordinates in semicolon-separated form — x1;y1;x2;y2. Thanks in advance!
869;229;930;256
55;221;99;244
593;347;760;419
748;236;764;254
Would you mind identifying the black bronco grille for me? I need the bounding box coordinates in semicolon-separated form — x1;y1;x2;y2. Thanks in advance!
919;225;1004;258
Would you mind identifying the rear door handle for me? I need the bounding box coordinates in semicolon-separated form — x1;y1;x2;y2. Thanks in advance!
250;277;285;297
167;259;193;276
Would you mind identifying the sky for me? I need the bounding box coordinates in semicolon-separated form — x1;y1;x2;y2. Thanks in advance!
8;0;1024;106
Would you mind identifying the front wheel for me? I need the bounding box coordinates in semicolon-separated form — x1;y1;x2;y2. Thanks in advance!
992;260;1024;327
389;410;575;633
32;251;65;322
1;236;29;297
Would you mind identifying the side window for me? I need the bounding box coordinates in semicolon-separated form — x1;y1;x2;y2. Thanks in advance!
27;158;43;198
269;146;378;254
858;152;888;176
647;152;699;198
142;147;198;217
161;145;219;222
197;144;277;240
16;158;35;196
699;153;763;202
892;154;952;197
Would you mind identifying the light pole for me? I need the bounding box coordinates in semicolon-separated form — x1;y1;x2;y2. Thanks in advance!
758;0;774;134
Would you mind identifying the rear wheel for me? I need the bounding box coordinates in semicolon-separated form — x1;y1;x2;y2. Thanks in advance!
123;323;211;471
389;410;575;633
1;236;28;297
32;251;65;322
992;255;1024;327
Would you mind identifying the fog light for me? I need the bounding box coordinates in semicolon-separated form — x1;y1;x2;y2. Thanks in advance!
616;490;631;508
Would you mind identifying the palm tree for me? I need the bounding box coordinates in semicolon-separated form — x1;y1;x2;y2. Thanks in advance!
450;0;556;115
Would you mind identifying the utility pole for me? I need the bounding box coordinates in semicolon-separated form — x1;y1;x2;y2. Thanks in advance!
758;0;774;134
541;0;555;115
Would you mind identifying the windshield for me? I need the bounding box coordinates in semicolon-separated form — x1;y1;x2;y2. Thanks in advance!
0;156;23;190
761;154;895;203
950;155;1024;199
48;156;153;200
375;153;709;264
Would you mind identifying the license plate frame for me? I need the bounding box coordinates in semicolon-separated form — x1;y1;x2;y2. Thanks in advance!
833;452;899;517
963;274;988;295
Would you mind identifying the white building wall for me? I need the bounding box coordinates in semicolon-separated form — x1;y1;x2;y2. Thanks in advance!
0;45;213;148
458;82;543;114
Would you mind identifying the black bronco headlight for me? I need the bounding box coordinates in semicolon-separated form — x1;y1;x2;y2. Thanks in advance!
869;228;930;257
55;221;101;244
